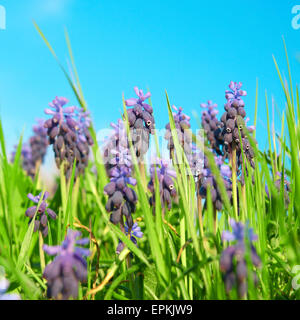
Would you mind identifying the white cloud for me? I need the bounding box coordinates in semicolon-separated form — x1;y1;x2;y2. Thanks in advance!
42;0;71;15
32;0;72;19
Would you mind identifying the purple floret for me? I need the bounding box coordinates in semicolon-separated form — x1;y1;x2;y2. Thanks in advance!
201;100;224;155
125;87;155;158
43;229;90;300
25;191;57;237
148;158;178;211
225;81;247;109
125;86;153;114
44;96;94;180
199;155;232;211
220;219;261;298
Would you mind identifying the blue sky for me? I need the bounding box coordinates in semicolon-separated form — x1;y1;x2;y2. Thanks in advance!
0;0;300;163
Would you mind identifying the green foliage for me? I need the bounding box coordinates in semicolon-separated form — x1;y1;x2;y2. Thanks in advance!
0;30;299;301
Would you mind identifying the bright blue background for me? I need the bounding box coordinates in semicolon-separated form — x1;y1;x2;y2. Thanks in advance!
0;0;300;165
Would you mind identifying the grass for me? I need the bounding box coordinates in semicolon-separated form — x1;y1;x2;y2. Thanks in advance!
0;28;299;300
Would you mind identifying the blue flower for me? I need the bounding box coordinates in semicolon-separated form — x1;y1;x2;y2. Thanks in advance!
25;191;57;237
43;229;90;300
222;219;258;243
148;158;177;210
125;222;143;245
220;220;261;297
44;96;76;122
225;81;247;108
125;86;152;113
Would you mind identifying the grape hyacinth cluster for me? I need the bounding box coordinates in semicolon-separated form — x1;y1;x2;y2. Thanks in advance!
44;97;94;180
165;105;192;161
220;219;261;298
103;117;140;253
11;119;48;179
201;100;224;155
220;82;256;168
165;105;204;180
125;87;155;159
30;119;49;167
148;158;178;211
25;191;57;237
104;166;138;232
199;155;232;211
188;143;204;182
11;143;35;178
43;229;90;300
265;172;291;207
103;119;132;174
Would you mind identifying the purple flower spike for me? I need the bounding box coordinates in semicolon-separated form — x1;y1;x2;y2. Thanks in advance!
25;191;57;237
201;100;224;155
11;119;49;180
125;86;152;109
199;155;232;212
148;158;178;211
105;162;138;229
44;97;75;117
220;219;261;298
165;105;193;170
43;229;90;300
27;191;49;203
225;81;247;108
44;96;94;180
218;81;256;182
103;120;138;233
265;171;291;207
124;87;155;158
222;219;258;243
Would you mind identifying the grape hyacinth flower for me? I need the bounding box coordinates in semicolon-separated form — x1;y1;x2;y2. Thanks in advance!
104;166;138;230
220;82;256;169
187;143;204;182
148;158;178;211
225;82;247;108
44;97;94;180
30;119;49;167
265;171;291;207
220;219;261;298
201;100;224;155
125;87;155;159
103;119;132;174
25;191;57;237
11;119;48;180
43;229;90;300
11;143;35;178
199;155;232;211
164;105;193;164
0;267;21;300
116;222;143;254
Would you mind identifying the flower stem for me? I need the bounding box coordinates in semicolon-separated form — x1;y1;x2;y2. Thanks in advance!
232;144;238;220
138;158;147;190
39;231;45;274
197;181;204;239
213;206;217;235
